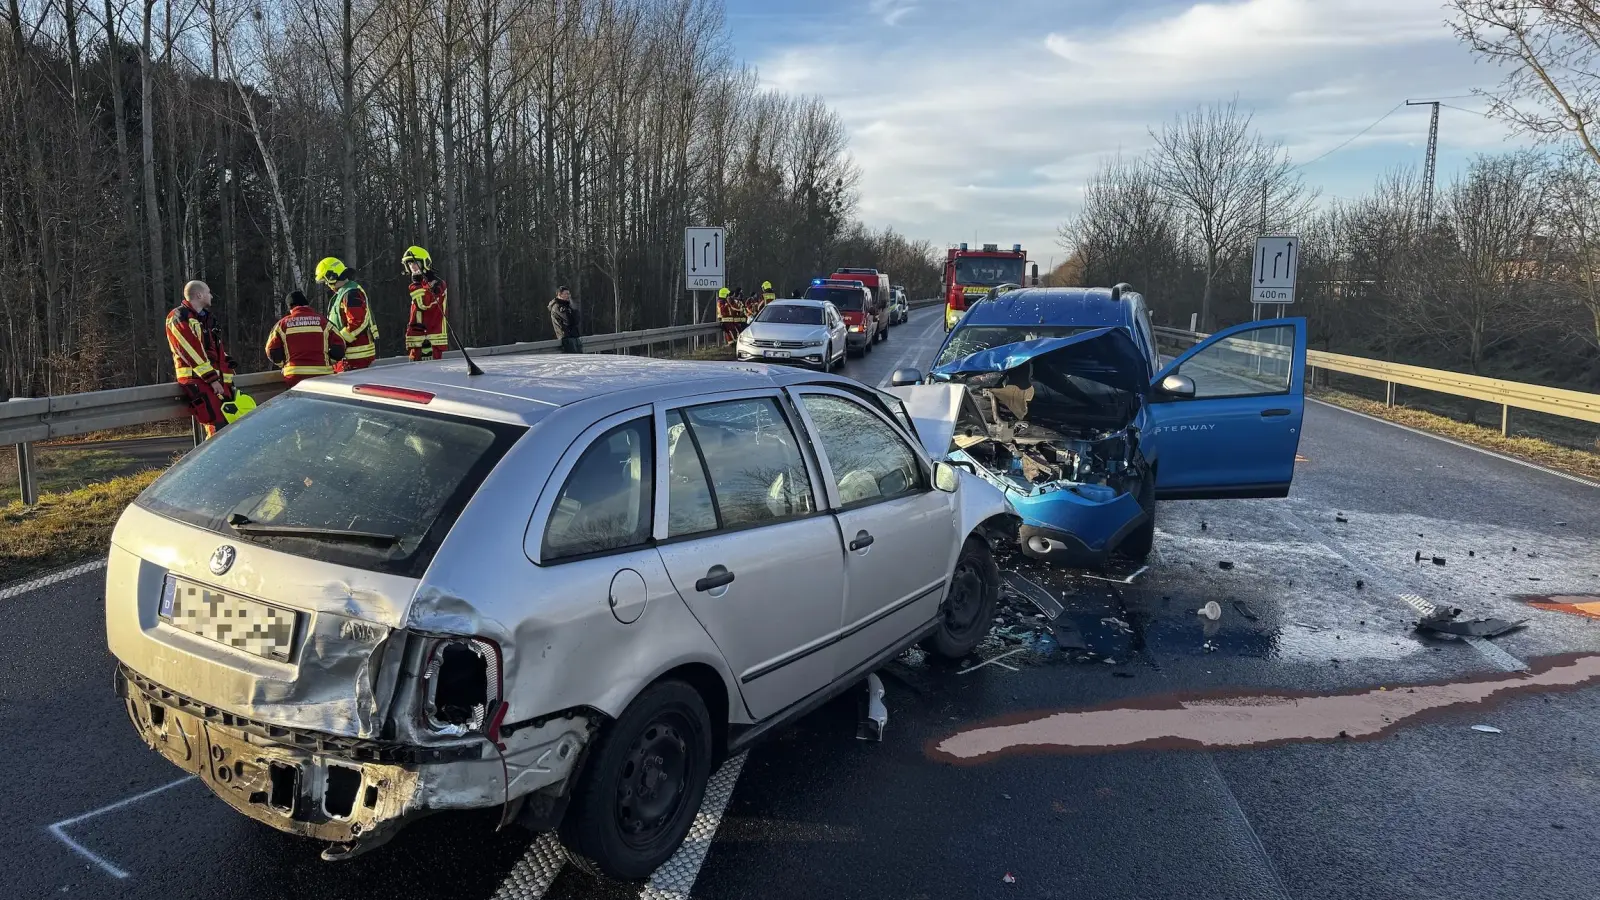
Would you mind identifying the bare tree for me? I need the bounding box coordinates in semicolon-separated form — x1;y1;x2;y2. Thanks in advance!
1148;98;1312;329
1451;1;1600;168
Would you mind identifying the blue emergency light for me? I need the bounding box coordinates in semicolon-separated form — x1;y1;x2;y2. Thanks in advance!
811;278;824;285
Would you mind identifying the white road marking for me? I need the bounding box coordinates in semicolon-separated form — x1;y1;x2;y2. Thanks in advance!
46;775;197;879
491;833;568;899
0;558;107;601
638;753;748;900
1310;398;1600;491
958;646;1028;675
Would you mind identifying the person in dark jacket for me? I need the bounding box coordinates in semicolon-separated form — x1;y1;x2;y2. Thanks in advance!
549;286;582;353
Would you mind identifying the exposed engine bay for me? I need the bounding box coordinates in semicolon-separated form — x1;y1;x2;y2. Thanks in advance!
951;365;1145;496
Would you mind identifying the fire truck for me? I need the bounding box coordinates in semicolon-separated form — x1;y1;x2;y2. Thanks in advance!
943;242;1036;331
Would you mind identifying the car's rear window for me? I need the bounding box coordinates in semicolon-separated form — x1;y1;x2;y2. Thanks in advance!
757;304;824;325
137;393;524;577
805;287;865;310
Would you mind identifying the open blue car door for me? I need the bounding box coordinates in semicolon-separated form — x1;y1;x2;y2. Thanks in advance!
1145;318;1306;500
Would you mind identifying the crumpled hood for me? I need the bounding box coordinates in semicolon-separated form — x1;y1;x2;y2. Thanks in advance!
931;326;1148;396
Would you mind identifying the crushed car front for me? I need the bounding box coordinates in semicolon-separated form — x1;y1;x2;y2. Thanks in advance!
106;384;587;857
925;327;1155;566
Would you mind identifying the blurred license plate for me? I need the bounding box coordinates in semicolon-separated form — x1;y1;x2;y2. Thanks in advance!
764;350;790;358
160;577;297;661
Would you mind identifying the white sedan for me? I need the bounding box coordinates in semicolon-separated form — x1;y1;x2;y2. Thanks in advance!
736;299;848;370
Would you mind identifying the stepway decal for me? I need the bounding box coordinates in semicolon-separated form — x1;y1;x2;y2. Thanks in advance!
1148;423;1217;435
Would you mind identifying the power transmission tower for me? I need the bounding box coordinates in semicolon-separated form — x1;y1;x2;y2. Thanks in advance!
1406;99;1441;227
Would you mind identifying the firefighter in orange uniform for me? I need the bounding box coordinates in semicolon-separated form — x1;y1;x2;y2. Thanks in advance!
717;286;739;344
315;256;379;371
754;280;776;318
265;290;345;386
166;280;235;438
402;246;448;361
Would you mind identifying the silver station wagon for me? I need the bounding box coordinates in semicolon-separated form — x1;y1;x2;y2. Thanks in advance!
107;355;1015;878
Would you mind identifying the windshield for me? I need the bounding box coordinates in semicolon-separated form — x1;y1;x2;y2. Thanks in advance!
935;325;1094;367
137;393;523;576
757;304;824;325
805;286;865;310
954;257;1026;286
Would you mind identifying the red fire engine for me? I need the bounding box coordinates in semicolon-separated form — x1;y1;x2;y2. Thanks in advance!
943;243;1036;331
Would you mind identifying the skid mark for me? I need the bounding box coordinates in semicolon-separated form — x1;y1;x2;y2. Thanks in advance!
928;653;1600;763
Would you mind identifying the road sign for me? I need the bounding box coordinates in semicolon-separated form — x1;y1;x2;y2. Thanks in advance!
1252;235;1298;304
685;227;726;291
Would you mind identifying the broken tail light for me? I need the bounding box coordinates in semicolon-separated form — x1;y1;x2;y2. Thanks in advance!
421;637;504;739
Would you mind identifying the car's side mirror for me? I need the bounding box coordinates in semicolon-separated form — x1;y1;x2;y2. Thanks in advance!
934;461;960;493
1030;263;1039;287
1156;373;1196;399
890;368;923;387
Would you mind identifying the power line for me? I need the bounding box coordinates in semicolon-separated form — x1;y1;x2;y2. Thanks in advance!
1438;102;1493;118
1295;102;1406;170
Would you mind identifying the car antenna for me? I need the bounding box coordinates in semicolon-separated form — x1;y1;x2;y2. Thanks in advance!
444;308;484;376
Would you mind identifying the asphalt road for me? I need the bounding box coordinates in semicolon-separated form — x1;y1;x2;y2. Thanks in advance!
6;303;1600;900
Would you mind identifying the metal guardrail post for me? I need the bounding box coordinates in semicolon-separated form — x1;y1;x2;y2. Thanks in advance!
1501;405;1510;437
191;417;205;446
1385;382;1396;407
15;441;37;506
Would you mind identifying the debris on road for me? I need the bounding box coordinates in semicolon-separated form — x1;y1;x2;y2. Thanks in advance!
1414;604;1527;640
1336;513;1349;523
1197;601;1222;621
1112;671;1135;679
1232;600;1260;621
1414;551;1422;563
1003;873;1016;884
1356;579;1365;590
1294;621;1323;631
857;673;887;741
1200;520;1208;531
1471;725;1503;734
1218;561;1235;570
1432;556;1446;566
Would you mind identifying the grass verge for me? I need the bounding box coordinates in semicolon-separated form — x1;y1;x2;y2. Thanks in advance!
1313;389;1600;482
0;470;160;584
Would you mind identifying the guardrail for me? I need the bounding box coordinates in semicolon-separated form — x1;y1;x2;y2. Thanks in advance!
3;321;723;505
1152;325;1600;435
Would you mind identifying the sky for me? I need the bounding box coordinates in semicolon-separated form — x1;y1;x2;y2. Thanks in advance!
724;0;1529;266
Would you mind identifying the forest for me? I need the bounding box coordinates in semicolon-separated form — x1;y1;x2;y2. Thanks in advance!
0;0;942;397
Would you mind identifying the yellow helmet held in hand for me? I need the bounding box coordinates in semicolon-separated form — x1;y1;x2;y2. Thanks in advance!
315;257;348;286
401;246;432;272
221;392;257;425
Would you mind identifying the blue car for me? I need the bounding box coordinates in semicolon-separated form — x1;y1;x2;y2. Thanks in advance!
887;285;1306;567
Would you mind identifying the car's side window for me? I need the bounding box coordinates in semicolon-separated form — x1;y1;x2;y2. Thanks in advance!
801;394;924;507
668;398;815;532
542;418;653;560
1177;324;1295;398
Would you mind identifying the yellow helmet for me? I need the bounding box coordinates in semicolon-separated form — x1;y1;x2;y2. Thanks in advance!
315;257;348;286
762;281;772;290
718;287;731;298
401;245;431;271
220;392;257;424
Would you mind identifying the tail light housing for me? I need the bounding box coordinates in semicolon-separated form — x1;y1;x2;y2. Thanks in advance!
947;284;967;311
421;637;505;740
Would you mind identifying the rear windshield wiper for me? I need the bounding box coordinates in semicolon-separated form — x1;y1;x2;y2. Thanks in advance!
227;513;399;547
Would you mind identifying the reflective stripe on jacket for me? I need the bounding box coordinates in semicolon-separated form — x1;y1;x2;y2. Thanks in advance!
331;282;378;360
165;301;232;386
266;306;345;379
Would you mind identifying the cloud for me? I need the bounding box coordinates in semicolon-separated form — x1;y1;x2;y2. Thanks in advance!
750;0;1523;257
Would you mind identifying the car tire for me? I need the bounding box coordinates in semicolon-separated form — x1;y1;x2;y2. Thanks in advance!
879;324;888;342
865;334;874;353
921;538;1000;660
1118;471;1156;562
560;680;714;881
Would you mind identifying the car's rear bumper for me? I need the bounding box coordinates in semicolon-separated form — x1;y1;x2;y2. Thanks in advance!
846;331;871;347
116;665;588;855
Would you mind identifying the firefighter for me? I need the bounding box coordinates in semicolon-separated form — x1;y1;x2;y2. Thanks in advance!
265;290;346;386
757;280;777;317
717;287;740;344
402;246;448;361
732;286;751;332
315;256;379;371
166;280;235;439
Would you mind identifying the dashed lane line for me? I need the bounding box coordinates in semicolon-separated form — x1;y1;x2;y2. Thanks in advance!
0;558;107;602
1310;398;1600;491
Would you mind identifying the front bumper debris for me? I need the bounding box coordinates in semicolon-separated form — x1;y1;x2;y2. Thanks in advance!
116;665;589;856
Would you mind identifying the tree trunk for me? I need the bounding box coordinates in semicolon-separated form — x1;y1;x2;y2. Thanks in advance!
210;3;239;346
481;1;502;343
105;0;149;381
140;0;166;316
341;0;357;264
442;0;463;339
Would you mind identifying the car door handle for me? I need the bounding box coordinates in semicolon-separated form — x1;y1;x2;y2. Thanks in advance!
695;568;735;592
848;531;875;551
1261;408;1292;418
